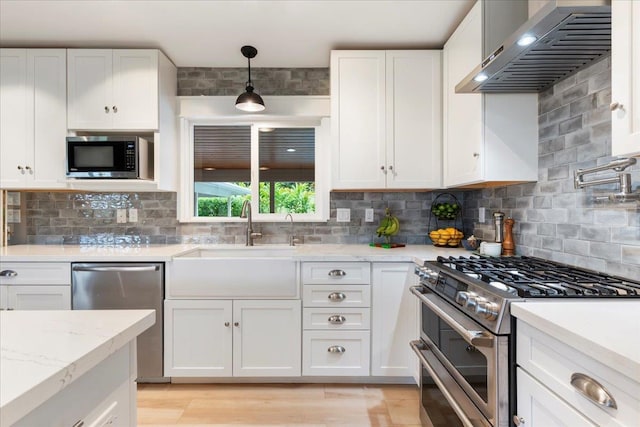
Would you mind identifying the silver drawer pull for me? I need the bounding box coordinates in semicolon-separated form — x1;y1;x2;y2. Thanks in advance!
328;345;346;354
328;292;346;302
0;270;18;277
570;373;617;409
328;269;346;277
328;315;346;324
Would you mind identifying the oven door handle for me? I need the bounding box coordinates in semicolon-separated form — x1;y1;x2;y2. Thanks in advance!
410;286;494;348
410;340;491;427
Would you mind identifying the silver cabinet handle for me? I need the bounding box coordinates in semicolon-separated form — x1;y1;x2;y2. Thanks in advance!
473;152;480;157
610;101;624;111
328;315;346;324
0;270;18;277
234;322;239;327
104;106;110;113
388;165;393;171
513;415;525;426
328;269;346;277
113;105;118;113
328;292;346;302
72;420;85;427
327;345;346;353
570;373;617;409
24;165;31;171
224;322;230;327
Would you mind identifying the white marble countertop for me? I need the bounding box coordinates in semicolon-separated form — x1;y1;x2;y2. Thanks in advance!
0;309;155;426
0;243;470;263
511;301;640;381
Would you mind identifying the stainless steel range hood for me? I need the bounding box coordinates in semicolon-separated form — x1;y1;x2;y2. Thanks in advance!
456;0;611;93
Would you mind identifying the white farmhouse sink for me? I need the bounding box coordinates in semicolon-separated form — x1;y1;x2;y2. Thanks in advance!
168;246;298;299
177;245;296;258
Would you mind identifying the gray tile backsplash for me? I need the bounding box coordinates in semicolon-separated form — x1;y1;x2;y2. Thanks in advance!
19;57;640;279
467;57;640;278
24;191;469;247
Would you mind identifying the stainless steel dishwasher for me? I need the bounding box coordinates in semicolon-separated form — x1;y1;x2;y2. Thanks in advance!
71;262;165;382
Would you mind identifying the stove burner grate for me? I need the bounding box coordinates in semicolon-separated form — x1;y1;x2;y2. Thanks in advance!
435;255;640;297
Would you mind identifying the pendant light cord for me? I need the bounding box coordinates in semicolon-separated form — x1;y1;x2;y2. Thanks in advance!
246;56;252;87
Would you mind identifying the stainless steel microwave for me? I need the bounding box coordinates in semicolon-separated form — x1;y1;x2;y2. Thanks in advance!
66;136;152;179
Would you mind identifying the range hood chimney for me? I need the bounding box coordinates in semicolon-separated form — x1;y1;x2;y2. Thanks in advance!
456;0;611;94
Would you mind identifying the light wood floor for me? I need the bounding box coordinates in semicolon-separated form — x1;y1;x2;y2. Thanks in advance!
137;383;421;426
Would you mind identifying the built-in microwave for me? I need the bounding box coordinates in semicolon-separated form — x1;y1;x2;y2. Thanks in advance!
66;136;152;179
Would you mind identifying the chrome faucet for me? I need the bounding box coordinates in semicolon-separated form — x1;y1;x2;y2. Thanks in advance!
284;213;298;246
240;200;261;246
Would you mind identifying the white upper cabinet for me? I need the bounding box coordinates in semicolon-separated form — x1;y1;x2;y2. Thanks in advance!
442;2;538;187
67;49;162;130
0;49;67;189
611;0;640;157
331;50;442;190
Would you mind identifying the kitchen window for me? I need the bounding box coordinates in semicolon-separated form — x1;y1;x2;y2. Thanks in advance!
178;115;329;223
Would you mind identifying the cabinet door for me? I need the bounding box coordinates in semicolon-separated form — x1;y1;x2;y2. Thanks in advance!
0;48;29;187
29;49;67;187
331;50;386;189
112;50;159;130
443;2;484;187
0;285;7;310
233;300;301;377
371;262;416;377
517;368;598;427
164;299;232;377
386;51;442;189
6;285;71;310
67;49;113;129
611;0;640;157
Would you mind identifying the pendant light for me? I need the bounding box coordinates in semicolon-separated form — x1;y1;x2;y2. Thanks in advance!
235;45;265;112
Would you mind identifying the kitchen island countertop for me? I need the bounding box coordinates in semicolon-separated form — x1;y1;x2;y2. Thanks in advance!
0;309;155;426
511;301;640;380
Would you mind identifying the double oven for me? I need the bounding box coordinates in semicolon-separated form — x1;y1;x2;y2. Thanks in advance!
410;256;640;427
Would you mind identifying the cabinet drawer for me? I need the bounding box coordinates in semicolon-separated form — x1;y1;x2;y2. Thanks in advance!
0;262;71;285
303;285;371;308
303;307;370;330
303;330;370;376
302;262;370;285
517;321;639;427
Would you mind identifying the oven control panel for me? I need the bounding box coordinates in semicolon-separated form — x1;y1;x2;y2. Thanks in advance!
415;262;511;332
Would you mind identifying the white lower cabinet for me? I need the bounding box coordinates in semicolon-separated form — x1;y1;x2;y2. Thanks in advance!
371;262;416;377
303;330;370;376
5;285;71;310
164;299;301;377
301;261;372;376
14;342;135;427
516;320;639;427
0;262;71;310
517;367;597;427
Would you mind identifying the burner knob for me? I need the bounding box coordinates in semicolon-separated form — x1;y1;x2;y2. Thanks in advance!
464;295;480;311
475;300;499;320
455;291;470;306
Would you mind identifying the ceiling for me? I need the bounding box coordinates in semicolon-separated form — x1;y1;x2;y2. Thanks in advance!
0;0;474;68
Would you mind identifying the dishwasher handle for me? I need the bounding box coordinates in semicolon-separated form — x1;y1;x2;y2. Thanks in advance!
72;265;160;273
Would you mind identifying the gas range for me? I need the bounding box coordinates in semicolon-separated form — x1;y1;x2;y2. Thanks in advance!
411;255;640;427
414;255;640;335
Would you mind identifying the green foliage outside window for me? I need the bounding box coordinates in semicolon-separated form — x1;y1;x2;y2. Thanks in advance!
197;182;315;217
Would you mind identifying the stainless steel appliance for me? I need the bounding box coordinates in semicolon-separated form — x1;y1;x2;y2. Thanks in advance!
411;256;640;427
72;262;165;382
66;135;152;179
457;0;611;93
